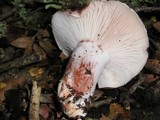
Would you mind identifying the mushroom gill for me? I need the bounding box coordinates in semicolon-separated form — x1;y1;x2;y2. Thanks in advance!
52;0;148;118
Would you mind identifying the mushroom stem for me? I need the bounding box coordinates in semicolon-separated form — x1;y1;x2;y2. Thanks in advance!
58;40;109;118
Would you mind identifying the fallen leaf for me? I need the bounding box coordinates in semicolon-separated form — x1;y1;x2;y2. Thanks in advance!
10;36;33;48
144;74;159;84
59;52;67;62
0;82;7;89
29;67;44;78
108;103;124;120
100;114;110;120
39;39;56;55
0;77;25;103
33;43;46;59
23;45;33;56
92;90;104;101
85;117;98;120
145;59;160;74
36;29;50;40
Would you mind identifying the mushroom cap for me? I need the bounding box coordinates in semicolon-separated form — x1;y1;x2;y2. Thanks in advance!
52;1;148;88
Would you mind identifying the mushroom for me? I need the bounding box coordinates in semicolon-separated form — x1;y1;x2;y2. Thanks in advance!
51;0;149;118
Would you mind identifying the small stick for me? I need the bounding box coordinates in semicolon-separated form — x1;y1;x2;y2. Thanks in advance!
134;7;160;12
90;97;113;108
29;81;41;120
0;53;46;73
128;74;145;94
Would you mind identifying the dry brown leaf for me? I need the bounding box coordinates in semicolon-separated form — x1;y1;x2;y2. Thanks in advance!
59;52;67;62
39;40;56;55
10;36;33;48
36;29;50;39
92;90;104;101
33;43;46;59
0;77;25;103
120;110;131;120
100;114;111;120
0;82;7;89
144;74;159;84
29;67;44;78
23;45;33;56
145;59;160;74
108;103;124;120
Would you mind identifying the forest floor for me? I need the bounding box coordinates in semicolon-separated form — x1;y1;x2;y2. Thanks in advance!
0;0;160;120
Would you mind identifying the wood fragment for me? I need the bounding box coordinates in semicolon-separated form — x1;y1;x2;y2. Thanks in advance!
92;90;104;102
33;44;46;59
90;98;113;108
128;74;145;94
134;7;160;12
39;40;56;56
29;81;41;120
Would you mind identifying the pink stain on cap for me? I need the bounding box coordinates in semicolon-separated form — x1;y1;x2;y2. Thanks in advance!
52;0;149;118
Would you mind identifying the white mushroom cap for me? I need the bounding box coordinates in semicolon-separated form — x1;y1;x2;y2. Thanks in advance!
52;1;148;88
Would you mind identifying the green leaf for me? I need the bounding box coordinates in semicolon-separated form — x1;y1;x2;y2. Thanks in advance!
45;4;62;9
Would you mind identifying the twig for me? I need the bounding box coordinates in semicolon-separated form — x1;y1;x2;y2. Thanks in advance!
135;7;160;12
29;81;41;120
0;53;46;73
0;7;18;21
128;74;145;94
